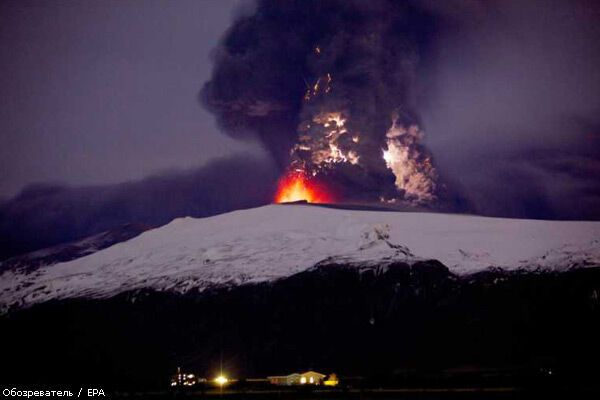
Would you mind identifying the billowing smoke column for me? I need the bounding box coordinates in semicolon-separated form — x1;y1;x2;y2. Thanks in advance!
382;113;437;204
202;0;441;205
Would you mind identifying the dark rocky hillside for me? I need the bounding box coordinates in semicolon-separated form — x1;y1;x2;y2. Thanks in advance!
0;223;150;273
1;262;599;390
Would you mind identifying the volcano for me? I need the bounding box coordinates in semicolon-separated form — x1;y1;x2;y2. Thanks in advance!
1;204;598;312
1;204;599;389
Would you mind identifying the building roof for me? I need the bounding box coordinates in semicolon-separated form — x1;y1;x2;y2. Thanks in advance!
300;371;326;378
267;371;326;379
267;373;300;379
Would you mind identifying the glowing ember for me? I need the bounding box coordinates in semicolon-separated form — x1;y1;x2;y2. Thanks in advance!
274;171;333;203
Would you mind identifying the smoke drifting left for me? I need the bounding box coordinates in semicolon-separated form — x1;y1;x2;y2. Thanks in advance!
202;0;450;207
0;155;278;260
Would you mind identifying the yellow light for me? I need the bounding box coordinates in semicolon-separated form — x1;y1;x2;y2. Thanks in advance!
214;375;228;386
324;373;339;386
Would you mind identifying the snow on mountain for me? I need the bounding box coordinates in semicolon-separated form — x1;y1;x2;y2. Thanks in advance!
0;223;150;274
1;204;599;311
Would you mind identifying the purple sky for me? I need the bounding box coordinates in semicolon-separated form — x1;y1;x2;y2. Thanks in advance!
0;0;263;197
0;0;598;221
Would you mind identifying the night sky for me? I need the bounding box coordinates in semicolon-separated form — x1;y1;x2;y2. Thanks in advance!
1;0;599;259
0;0;262;197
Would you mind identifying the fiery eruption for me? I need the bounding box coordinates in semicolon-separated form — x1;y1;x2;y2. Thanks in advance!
291;110;360;176
285;64;438;205
283;42;438;206
203;0;445;208
274;171;333;204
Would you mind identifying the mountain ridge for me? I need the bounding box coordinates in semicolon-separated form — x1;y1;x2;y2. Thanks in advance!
1;204;598;312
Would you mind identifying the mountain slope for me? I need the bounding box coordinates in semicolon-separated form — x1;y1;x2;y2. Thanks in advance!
0;222;150;273
2;263;599;388
1;204;599;311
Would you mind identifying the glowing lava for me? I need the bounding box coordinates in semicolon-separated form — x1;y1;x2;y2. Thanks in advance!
274;171;333;204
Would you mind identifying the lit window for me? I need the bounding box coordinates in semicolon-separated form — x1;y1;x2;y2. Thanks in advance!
309;376;314;383
300;377;307;384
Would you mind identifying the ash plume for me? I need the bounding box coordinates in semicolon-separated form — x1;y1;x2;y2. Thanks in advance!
0;155;278;260
419;0;600;219
202;0;448;206
203;0;600;218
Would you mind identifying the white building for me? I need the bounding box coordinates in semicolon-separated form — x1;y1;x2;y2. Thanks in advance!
268;371;326;386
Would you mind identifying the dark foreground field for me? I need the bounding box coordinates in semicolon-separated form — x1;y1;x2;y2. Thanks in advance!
87;386;600;399
1;263;599;394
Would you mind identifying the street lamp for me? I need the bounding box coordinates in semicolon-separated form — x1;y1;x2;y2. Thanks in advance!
214;375;228;386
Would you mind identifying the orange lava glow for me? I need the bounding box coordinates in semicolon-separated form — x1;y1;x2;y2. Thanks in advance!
274;171;333;204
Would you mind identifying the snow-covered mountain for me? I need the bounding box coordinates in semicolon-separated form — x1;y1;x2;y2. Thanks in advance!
1;204;599;311
0;223;150;274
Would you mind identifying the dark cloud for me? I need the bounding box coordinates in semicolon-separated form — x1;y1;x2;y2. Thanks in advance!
201;0;448;205
0;0;258;197
419;0;600;219
202;0;599;218
0;155;279;260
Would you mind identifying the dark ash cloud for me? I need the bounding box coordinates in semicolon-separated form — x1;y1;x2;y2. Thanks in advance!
419;0;600;219
202;0;600;218
201;0;450;205
0;155;279;260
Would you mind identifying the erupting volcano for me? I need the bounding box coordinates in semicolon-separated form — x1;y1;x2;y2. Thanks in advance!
274;170;334;204
203;0;449;209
